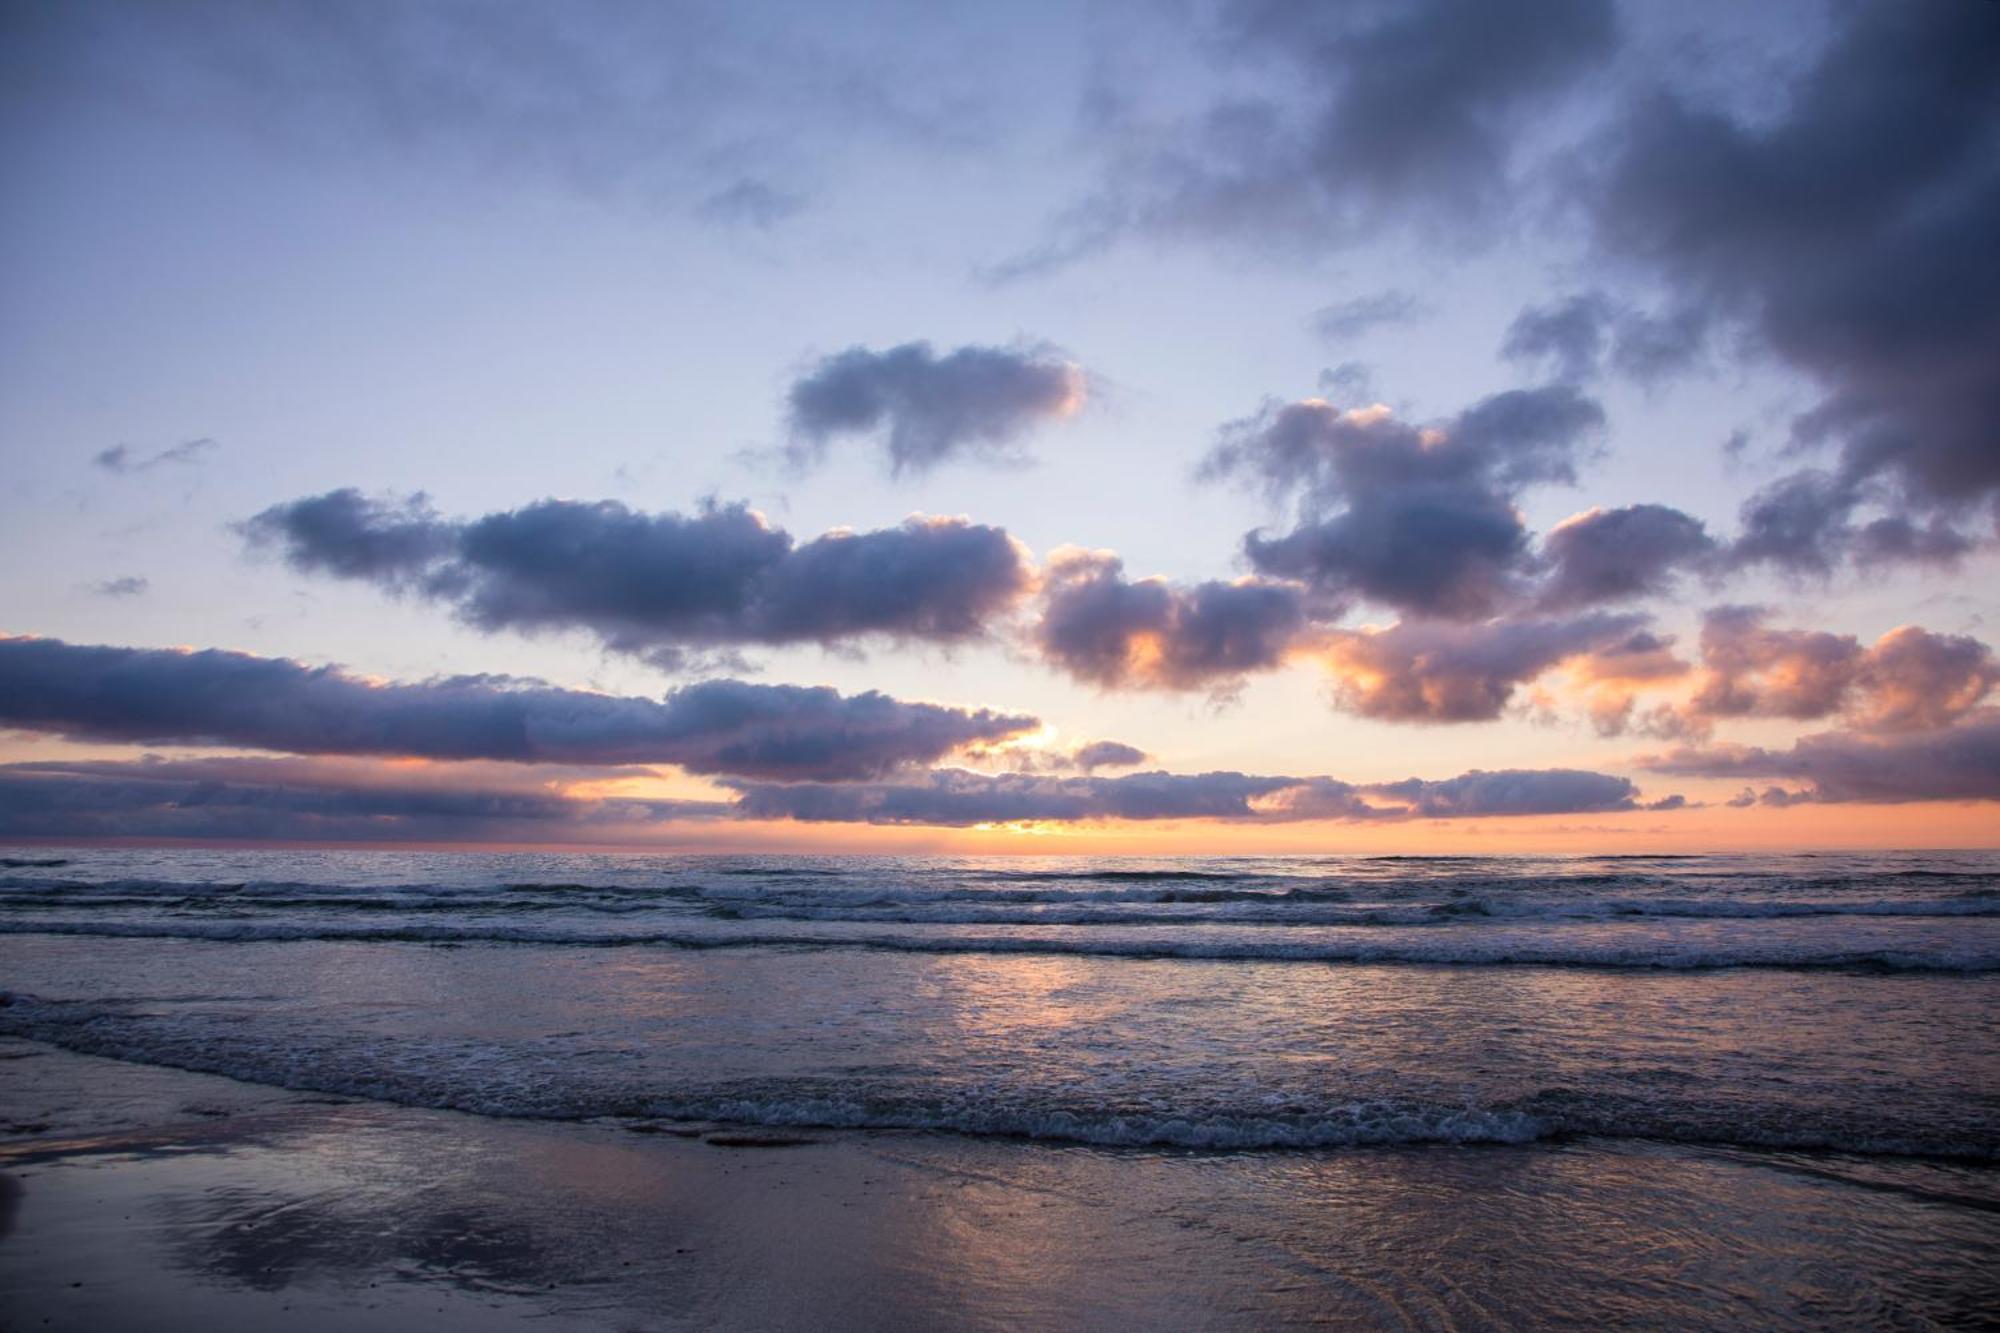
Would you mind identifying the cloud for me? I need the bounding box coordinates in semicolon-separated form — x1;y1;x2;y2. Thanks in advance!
1359;767;1652;820
1501;293;1707;384
1594;1;2000;546
244;493;1034;668
1032;547;1310;691
1685;605;1864;722
1314;612;1648;723
726;763;1656;827
959;736;1151;774
1849;625;2000;733
90;576;149;598
1721;470;1874;578
1637;709;2000;805
1563;627;1694;738
1210;387;1603;619
1500;294;1615;384
92;438;215;474
0;754;724;844
1533;504;1717;611
1852;516;1979;570
1724;471;1988;580
245;488;456;585
1685;609;1997;733
695;177;806;229
1317;362;1374;400
0;635;1037;781
0;751;1668;841
785;342;1085;474
1069;740;1148;772
1311;289;1427;341
1008;0;1618;269
16;1;984;213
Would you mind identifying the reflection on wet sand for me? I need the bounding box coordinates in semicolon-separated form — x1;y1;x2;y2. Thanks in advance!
7;1060;1984;1331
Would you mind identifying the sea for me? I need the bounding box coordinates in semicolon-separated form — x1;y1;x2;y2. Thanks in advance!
3;846;1997;1324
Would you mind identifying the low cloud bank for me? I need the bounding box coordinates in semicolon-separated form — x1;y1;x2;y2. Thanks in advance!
0;635;1035;781
1639;710;2000;806
0;755;724;844
726;765;1660;827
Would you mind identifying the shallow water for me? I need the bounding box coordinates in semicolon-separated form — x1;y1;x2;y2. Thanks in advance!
4;847;1997;1326
2;847;1996;1157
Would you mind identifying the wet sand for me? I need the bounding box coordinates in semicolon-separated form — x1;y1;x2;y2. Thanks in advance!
3;1037;1996;1330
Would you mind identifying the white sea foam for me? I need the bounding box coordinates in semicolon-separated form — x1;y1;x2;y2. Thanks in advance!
2;915;1996;970
4;993;1991;1158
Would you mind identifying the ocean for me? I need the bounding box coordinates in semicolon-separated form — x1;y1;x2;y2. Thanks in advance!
3;847;1997;1326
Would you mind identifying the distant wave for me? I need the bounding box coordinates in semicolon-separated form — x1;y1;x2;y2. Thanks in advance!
964;868;1274;883
4;873;1991;909
3;874;1994;926
697;897;2000;927
2;917;1993;971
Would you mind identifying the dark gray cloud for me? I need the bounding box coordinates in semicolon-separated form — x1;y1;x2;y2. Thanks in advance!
0;755;723;844
1222;0;1618;225
1007;0;1618;270
1637;709;2000;806
1684;608;1998;733
1311;289;1426;342
244;492;1034;668
1596;1;2000;552
1852;516;1979;570
1210;387;1604;619
92;438;215;474
1722;470;1863;579
1725;472;1988;580
248;488;457;585
1501;293;1707;385
1501;293;1616;384
1533;504;1717;611
0;635;1036;781
1316;612;1648;723
785;342;1084;474
726;763;1656;827
1032;548;1310;691
90;576;149;598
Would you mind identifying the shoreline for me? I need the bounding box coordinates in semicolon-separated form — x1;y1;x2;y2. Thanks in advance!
5;1039;1997;1329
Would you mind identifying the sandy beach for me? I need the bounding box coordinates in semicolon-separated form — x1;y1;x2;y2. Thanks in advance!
6;1034;1996;1330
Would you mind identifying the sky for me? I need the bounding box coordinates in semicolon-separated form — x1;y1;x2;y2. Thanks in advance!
1;0;1997;853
